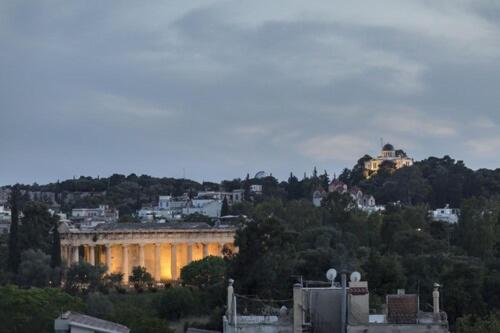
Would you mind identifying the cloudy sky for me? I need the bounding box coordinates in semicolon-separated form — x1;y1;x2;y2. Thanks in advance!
2;0;500;185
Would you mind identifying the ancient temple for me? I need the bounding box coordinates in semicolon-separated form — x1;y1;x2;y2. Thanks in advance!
59;222;237;283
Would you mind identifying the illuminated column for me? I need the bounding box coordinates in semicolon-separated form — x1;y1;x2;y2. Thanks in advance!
139;244;145;268
72;246;79;264
122;245;129;284
171;243;178;280
203;243;209;258
154;243;161;281
89;245;95;266
187;243;193;264
219;243;225;257
105;245;112;272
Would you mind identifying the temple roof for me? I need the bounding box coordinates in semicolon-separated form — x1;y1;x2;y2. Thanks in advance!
93;222;235;232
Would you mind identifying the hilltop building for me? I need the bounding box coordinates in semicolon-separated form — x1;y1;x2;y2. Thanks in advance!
364;143;414;178
59;222;236;283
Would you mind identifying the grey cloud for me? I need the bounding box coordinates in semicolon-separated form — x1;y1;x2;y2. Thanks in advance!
2;0;500;185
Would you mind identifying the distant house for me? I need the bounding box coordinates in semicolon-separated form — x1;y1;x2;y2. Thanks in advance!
312;188;327;207
55;311;130;333
430;205;460;224
0;188;11;205
250;184;263;195
364;143;414;179
328;179;348;193
71;205;119;227
326;179;384;213
0;205;11;234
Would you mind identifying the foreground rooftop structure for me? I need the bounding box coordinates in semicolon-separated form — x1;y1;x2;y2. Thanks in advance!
59;222;237;283
55;311;130;333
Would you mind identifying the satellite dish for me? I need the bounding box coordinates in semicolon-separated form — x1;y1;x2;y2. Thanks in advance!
326;268;337;282
350;271;362;282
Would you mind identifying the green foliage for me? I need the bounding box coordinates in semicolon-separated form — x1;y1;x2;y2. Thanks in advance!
19;201;57;253
129;266;154;292
456;197;499;259
156;287;197;320
0;285;84;333
7;185;21;274
64;262;107;295
86;292;114;318
181;256;227;309
181;256;226;289
457;313;500;333
17;249;54;287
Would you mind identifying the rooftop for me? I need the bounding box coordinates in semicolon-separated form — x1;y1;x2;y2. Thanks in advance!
92;222;236;232
58;311;130;333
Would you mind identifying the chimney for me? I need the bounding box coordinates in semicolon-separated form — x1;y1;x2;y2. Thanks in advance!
433;283;440;314
227;279;234;320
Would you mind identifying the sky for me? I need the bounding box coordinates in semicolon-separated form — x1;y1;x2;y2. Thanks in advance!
2;0;500;186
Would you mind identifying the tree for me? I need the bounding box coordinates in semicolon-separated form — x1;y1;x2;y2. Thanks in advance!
103;272;124;292
220;197;229;216
129;266;153;292
17;249;54;288
19;201;56;253
86;292;114;318
157;287;197;320
457;314;500;333
181;256;227;289
456;197;498;259
8;185;21;274
65;262;107;295
0;285;84;333
50;221;61;268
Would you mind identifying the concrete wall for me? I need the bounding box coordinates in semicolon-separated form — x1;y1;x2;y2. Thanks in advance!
347;324;449;333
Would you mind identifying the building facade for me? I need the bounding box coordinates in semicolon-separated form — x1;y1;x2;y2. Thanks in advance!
364;143;414;178
59;222;237;283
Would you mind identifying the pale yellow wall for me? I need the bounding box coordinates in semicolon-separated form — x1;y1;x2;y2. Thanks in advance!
208;243;220;256
160;244;173;280
110;245;122;274
144;244;155;275
192;243;203;261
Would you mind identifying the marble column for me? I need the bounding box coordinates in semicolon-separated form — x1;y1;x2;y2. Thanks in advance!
89;245;95;266
154;243;161;282
105;245;112;273
139;244;145;268
171;243;177;280
72;246;79;264
187;243;193;264
203;243;209;258
122;245;129;284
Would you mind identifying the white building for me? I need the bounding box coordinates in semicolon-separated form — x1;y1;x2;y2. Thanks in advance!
183;199;223;218
71;205;119;227
197;190;244;204
250;185;263;195
430;205;460;224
